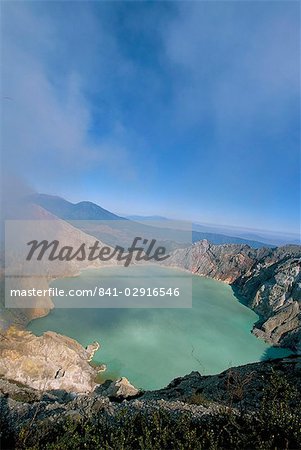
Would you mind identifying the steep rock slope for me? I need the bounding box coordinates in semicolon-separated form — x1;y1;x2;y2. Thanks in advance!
165;240;301;349
1;203;115;330
0;327;102;392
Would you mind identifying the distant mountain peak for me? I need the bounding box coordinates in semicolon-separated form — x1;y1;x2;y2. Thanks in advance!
29;194;125;221
30;194;274;249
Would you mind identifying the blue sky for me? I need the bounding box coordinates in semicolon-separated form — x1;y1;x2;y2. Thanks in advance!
1;1;300;234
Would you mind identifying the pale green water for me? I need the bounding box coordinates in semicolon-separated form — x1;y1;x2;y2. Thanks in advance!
27;266;291;390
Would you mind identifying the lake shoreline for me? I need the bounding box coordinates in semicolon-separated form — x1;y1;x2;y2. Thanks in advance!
27;266;292;390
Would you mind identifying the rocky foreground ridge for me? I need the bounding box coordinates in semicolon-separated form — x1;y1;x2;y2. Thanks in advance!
1;355;300;449
164;241;301;350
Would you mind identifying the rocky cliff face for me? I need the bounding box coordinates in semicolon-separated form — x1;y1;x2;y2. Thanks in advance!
234;247;301;349
0;327;103;393
165;240;301;349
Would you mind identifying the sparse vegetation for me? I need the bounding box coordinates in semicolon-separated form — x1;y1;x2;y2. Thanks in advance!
185;392;211;407
1;371;300;450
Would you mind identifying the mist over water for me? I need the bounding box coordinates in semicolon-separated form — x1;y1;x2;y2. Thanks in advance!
28;267;291;390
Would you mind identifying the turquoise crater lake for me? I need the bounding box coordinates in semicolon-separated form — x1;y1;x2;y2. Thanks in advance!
27;266;291;390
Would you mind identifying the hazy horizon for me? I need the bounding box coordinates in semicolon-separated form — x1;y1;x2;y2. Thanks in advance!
32;191;300;242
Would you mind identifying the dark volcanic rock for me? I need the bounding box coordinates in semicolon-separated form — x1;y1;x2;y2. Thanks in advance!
1;355;300;442
142;355;301;410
